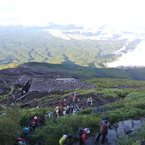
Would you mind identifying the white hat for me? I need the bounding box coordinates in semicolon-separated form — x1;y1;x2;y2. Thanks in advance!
84;128;90;133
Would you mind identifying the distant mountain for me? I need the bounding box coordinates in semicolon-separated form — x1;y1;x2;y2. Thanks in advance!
0;24;145;69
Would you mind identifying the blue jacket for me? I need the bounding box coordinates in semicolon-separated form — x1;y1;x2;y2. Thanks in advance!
99;120;113;129
23;127;29;134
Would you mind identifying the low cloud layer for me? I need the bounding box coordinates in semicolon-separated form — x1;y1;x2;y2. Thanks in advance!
106;40;145;67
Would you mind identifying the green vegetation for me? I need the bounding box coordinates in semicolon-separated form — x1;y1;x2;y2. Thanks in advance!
1;25;145;80
1;77;145;144
1;25;145;144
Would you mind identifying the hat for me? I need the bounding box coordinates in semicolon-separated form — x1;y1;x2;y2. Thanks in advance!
34;116;37;119
104;115;109;121
17;138;22;141
84;128;90;133
67;134;72;139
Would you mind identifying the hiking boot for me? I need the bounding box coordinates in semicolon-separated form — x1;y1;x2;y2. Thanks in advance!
101;141;105;144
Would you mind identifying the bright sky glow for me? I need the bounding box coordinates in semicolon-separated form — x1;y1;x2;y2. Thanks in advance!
0;0;145;29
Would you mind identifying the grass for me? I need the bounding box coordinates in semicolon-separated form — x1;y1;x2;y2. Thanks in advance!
1;78;145;144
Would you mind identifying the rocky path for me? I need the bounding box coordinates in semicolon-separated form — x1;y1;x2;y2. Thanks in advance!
73;117;145;145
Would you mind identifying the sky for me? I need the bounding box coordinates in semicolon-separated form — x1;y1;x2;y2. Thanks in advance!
0;0;145;29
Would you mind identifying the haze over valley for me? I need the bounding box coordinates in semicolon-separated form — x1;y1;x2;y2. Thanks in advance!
1;0;145;80
0;24;145;68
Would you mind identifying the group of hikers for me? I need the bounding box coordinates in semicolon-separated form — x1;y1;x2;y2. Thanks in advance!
59;115;115;145
14;114;115;145
57;93;116;144
12;92;115;145
54;92;93;118
14;116;40;145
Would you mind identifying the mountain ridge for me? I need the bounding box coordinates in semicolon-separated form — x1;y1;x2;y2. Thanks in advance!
1;25;145;80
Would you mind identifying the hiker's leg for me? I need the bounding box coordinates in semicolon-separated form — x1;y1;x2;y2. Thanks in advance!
101;134;107;144
96;132;101;141
79;138;83;145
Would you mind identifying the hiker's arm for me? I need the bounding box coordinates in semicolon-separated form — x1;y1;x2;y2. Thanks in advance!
82;135;87;143
99;121;104;127
109;123;115;129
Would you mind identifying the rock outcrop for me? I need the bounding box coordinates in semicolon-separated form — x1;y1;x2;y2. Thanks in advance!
73;117;145;145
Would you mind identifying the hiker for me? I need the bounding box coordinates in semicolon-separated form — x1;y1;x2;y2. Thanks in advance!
70;103;75;113
76;99;81;110
62;107;67;116
72;108;77;114
59;134;72;145
10;103;15;106
77;98;81;103
86;97;93;106
29;121;37;131
45;110;53;118
23;78;32;93
61;99;66;107
33;116;40;127
66;106;70;115
23;126;30;137
11;94;16;100
76;128;90;145
14;138;26;145
79;104;85;110
72;92;77;103
96;115;115;144
55;106;62;118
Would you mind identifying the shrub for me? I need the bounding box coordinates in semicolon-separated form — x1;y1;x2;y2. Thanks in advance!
0;106;22;145
30;114;101;145
117;135;136;145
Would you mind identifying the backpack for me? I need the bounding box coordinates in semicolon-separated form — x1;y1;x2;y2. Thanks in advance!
100;123;109;135
59;135;67;144
17;141;26;145
76;127;83;139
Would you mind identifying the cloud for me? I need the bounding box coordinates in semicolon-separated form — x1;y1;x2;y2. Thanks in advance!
106;41;145;67
0;0;145;29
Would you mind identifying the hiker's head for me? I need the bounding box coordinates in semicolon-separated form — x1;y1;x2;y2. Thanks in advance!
67;134;72;139
90;97;92;99
17;138;22;141
104;115;109;121
84;128;90;133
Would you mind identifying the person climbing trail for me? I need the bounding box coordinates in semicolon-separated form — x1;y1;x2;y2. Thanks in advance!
72;92;77;103
23;126;30;138
14;138;26;145
86;97;93;106
96;115;115;144
29;121;37;131
79;128;90;145
33;116;40;127
61;99;66;107
45;110;53;118
55;106;62;118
